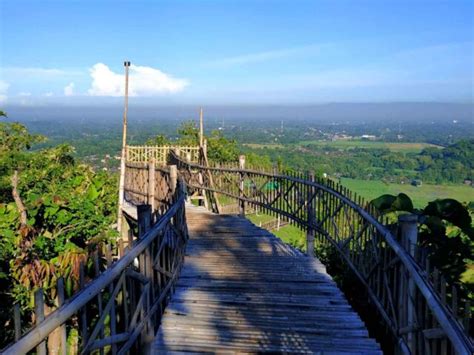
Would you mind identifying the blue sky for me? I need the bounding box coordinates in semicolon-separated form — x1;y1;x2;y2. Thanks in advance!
0;0;472;105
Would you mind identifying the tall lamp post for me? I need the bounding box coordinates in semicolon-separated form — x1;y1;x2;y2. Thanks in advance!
117;61;131;237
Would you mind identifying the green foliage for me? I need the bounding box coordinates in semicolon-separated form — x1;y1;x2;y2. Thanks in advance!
0;113;118;345
207;130;239;163
243;139;473;185
177;121;199;146
370;193;414;214
145;134;171;146
423;199;471;230
246;152;273;171
371;193;473;286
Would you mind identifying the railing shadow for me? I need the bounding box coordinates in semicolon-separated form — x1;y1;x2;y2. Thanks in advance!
156;205;379;353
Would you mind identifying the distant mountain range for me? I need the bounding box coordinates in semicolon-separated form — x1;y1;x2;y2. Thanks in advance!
3;102;473;123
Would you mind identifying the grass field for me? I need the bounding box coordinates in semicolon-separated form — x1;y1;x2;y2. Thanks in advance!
340;178;474;207
299;140;442;153
246;212;275;225
273;224;306;251
243;143;284;149
246;212;306;251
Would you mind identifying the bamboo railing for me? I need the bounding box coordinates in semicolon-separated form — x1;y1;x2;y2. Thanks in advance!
125;145;200;164
170;150;473;355
2;166;188;354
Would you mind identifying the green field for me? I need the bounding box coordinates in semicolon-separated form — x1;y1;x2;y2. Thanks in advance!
246;212;306;251
243;143;284;149
273;224;306;251
341;178;474;207
299;140;442;153
246;212;275;225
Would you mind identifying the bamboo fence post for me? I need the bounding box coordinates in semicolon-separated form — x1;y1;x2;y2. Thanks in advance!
306;171;315;258
148;159;156;214
199;107;204;148
137;205;152;239
34;289;46;355
14;303;21;341
238;155;246;217
56;277;67;355
117;61;131;239
398;213;418;353
169;165;178;196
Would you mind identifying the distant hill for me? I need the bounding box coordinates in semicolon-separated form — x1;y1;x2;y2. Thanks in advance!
4;102;473;123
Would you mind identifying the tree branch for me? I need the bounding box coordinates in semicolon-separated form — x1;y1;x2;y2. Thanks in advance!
11;170;28;227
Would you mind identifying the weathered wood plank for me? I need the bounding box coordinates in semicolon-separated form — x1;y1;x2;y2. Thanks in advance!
153;204;381;353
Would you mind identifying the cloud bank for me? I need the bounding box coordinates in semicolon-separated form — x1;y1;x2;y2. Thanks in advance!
88;63;188;96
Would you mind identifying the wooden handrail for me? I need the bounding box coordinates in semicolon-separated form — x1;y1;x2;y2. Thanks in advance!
3;182;187;355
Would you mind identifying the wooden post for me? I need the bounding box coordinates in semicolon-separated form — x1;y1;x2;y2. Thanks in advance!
200;138;221;214
14;303;21;341
137;205;152;238
199;107;204;148
186;151;191;162
169;165;178;196
398;214;418;353
202;139;208;165
57;278;67;355
117;60;131;238
306;172;315;258
197;171;208;209
238;155;246;217
35;289;46;355
148;159;156;214
136;204;152;350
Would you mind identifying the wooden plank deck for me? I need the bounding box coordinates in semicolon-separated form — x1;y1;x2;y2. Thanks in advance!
154;204;381;354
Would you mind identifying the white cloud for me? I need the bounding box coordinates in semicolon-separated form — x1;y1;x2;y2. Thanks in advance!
0;80;9;103
88;63;188;96
43;92;54;97
64;82;75;96
207;44;325;68
18;92;32;96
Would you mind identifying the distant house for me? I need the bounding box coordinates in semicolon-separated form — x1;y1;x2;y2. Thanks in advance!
361;134;377;140
411;179;422;187
464;179;472;186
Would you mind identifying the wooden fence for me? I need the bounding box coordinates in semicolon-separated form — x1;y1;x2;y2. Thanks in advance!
125;145;200;164
170;151;473;355
2;166;189;354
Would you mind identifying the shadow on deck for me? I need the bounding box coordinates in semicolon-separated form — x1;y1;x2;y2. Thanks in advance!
154;204;381;353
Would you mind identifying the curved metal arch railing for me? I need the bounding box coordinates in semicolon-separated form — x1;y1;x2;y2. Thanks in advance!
170;151;473;355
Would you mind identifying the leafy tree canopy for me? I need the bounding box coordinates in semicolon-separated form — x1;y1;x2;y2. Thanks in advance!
0;112;118;345
371;193;473;288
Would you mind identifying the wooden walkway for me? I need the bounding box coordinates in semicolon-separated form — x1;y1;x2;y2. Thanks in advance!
154;204;381;353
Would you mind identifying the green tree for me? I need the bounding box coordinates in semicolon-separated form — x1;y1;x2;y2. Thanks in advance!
146;134;171;146
207;130;239;163
0;112;118;347
177;121;199;146
371;194;473;287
